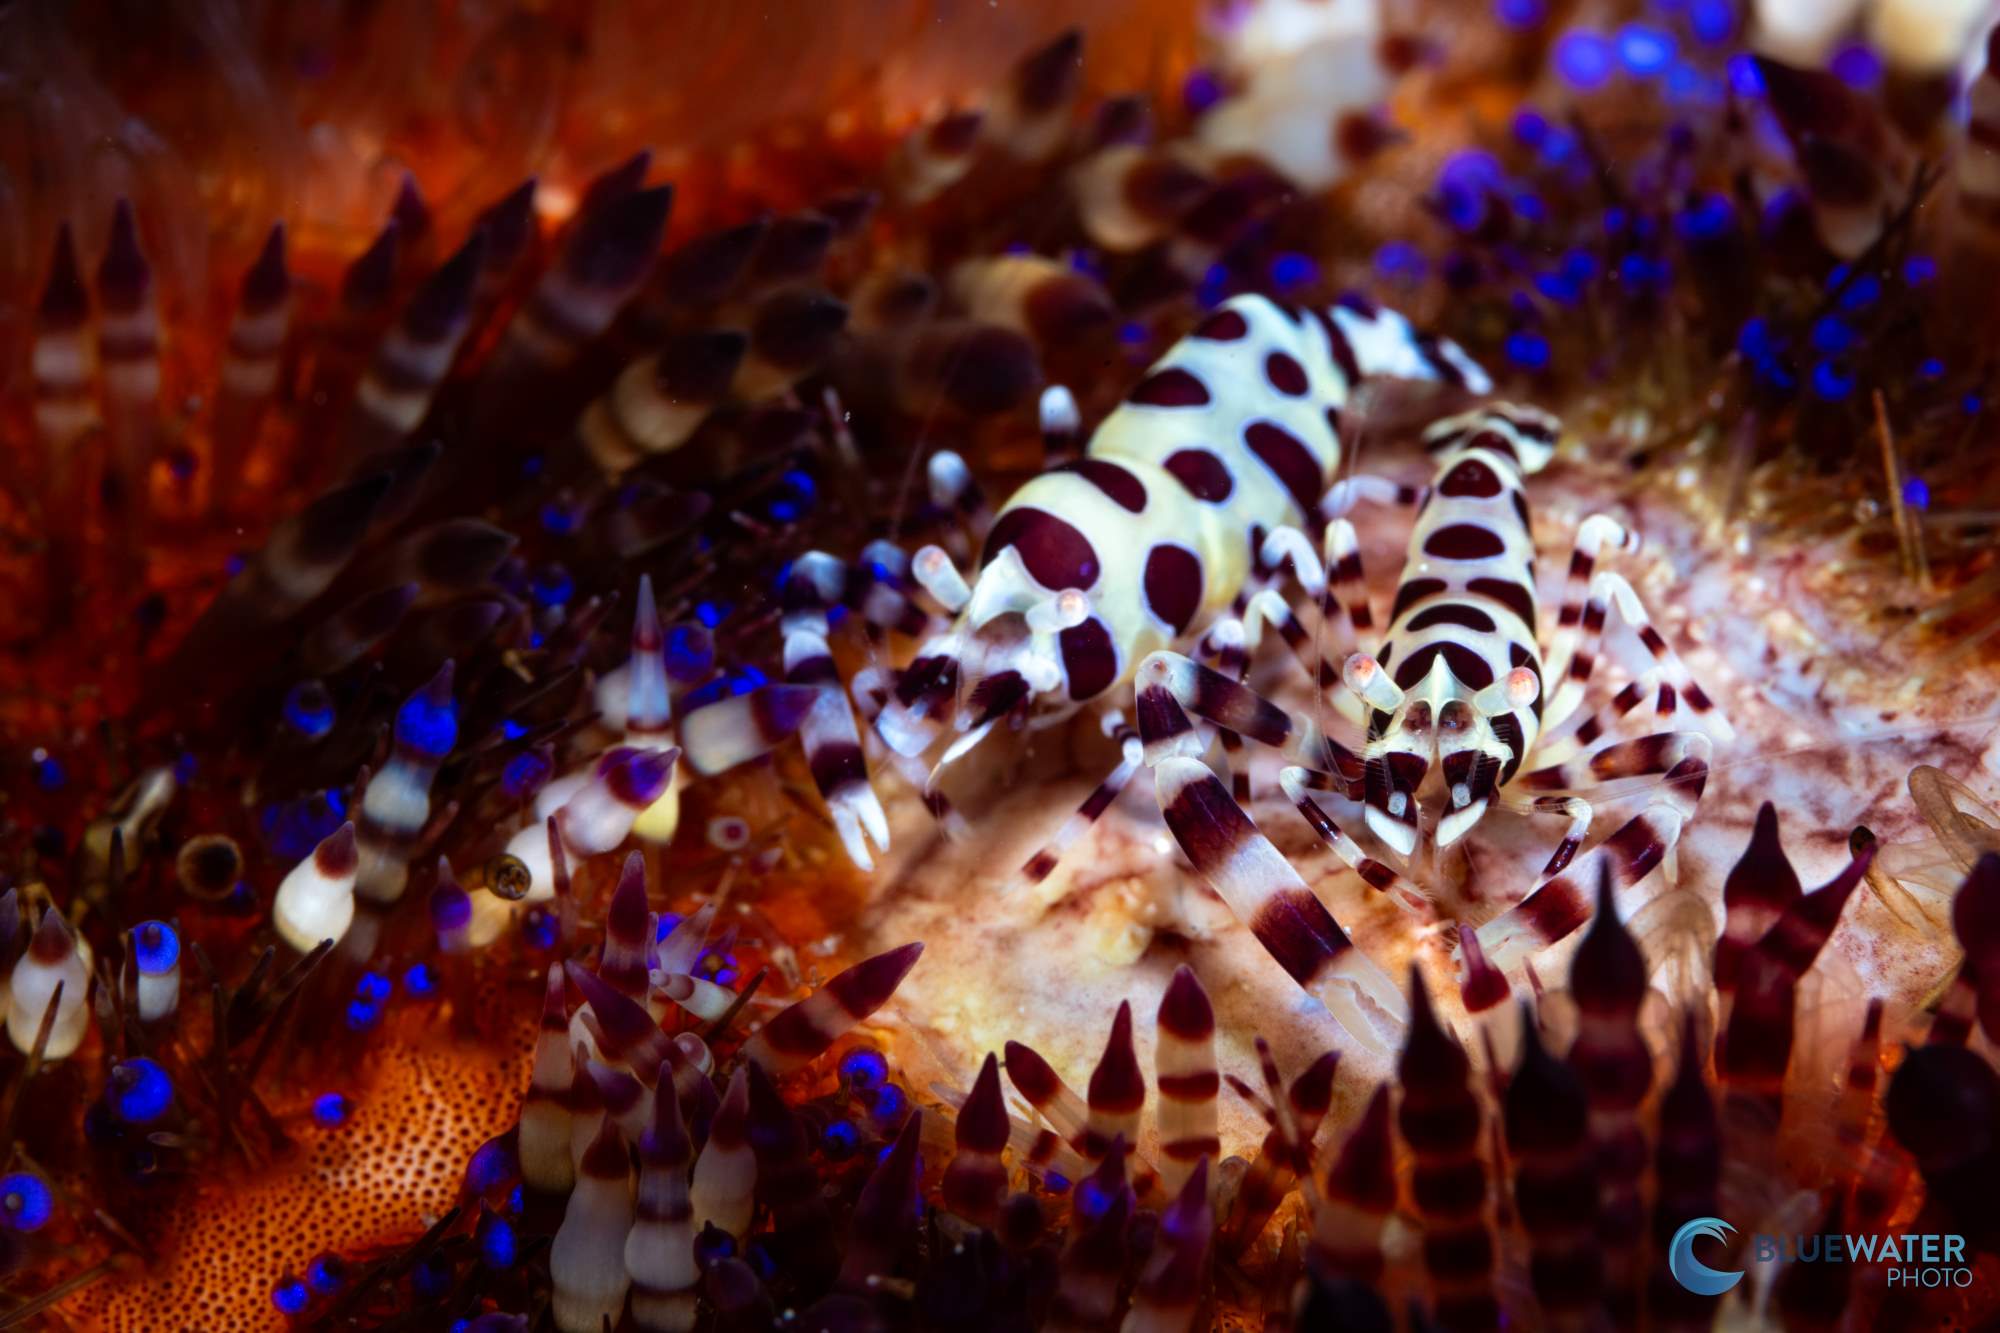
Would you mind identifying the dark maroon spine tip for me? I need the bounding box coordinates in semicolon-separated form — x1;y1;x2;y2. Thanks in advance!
1457;926;1510;1014
578;1113;629;1178
580;149;653;215
1157;963;1214;1040
1569;867;1646;1012
1012;27;1081;115
1087;1002;1146;1113
314;822;359;876
342;224;402;313
38;223;89;326
401;232;486;341
471;178;538;276
658;218;768;307
957;1053;1011;1152
749;289;848;370
1326;1084;1395;1210
911;322;1042;416
240;223;290;312
815;188;877;236
1003;1041;1062;1105
565;184;673;290
389;173;432;246
1291;1050;1340;1119
746;213;835;287
96;198;151;309
28;907;76;964
655;329;749;400
829;941;924;1017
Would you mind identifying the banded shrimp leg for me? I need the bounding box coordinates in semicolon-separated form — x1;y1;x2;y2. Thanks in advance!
682;443;992;866
1464;513;1738;980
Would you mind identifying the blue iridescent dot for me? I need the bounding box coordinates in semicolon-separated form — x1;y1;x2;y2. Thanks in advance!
822;1119;860;1159
225;554;247;576
654;912;684;942
1535;272;1580;304
746;1240;778;1281
1919;357;1945;380
479;1212;518;1268
869;1084;907;1123
1511;192;1546;223
346;999;382;1030
1495;0;1544;27
1554;29;1614;88
1728;53;1764;97
523;909;559;950
530;566;575;608
357;971;393;1003
840;1047;888;1091
1905;255;1937;285
729;665;769;692
414;1255;453;1300
1540;127;1580;166
1616;23;1675;75
1;1173;53;1231
696;1227;737;1264
32;756;64;790
1811;317;1854;354
714;968;738;986
1374;240;1427;279
1075;1177;1112;1219
681;678;727;711
1504;331;1551;370
695;601;726;628
1665;62;1722;106
501;750;551;801
1830;43;1881;89
1618;253;1668;289
1044;1171;1072;1194
1688;0;1733;43
1183;69;1221;114
1270;252;1317;288
508;1184;523;1214
1839;273;1881;310
403;963;436;998
465;1136;512;1191
1965;393;1984;415
768;500;800;522
395;691;458;759
272;1277;310;1315
1602;206;1629;236
519;453;545;478
134;921;179;974
283;683;336;739
1811;360;1855;400
307;1254;345;1292
1677;193;1733;240
1118;321;1147;346
1902;477;1931;510
1512;109;1548;147
539;503;575;535
113;1058;173;1124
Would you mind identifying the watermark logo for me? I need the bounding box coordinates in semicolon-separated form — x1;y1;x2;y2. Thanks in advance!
1669;1217;1745;1296
1668;1216;1973;1294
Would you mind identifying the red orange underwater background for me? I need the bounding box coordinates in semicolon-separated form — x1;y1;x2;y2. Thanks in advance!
3;1;2000;1330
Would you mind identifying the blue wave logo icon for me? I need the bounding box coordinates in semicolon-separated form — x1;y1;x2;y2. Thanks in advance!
1669;1217;1744;1296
